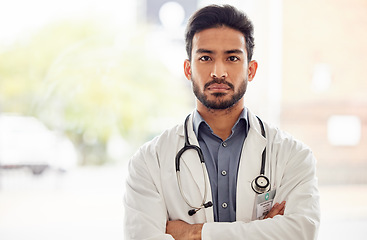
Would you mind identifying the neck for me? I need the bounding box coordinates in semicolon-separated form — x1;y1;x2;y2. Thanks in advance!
197;100;244;140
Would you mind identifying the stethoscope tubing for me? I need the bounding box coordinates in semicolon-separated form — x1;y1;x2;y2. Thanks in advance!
175;114;271;215
175;115;210;214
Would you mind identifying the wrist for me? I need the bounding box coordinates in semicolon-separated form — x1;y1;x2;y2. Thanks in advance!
190;223;203;240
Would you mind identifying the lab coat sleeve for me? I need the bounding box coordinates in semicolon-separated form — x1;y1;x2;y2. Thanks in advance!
123;141;174;240
201;137;320;240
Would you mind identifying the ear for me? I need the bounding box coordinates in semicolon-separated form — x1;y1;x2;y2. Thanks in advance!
184;59;192;80
247;60;258;82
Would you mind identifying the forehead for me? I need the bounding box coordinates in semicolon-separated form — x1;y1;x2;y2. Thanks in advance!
192;26;246;53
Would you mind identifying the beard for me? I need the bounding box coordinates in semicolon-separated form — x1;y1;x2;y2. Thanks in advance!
192;77;247;110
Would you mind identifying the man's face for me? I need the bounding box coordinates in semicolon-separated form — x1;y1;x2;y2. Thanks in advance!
184;26;257;110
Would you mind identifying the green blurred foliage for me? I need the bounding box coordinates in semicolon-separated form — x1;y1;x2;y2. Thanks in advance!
0;19;192;165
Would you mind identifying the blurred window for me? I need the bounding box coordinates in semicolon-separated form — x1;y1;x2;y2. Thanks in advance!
327;115;361;146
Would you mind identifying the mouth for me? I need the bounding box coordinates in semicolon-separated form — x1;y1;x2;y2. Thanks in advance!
204;78;235;93
207;83;231;92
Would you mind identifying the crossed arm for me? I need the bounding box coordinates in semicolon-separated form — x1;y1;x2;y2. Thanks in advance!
166;201;286;240
125;133;320;239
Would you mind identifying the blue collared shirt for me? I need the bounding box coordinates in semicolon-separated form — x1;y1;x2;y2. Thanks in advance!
192;109;249;222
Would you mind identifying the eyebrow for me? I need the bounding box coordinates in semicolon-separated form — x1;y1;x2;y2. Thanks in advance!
196;49;213;54
225;49;244;54
195;48;244;55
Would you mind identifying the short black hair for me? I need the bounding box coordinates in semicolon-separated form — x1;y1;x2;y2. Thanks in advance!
185;4;255;62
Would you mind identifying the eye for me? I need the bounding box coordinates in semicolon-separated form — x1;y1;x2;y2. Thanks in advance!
199;56;212;61
228;56;240;62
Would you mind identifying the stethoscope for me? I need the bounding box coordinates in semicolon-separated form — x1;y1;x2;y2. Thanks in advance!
175;114;271;216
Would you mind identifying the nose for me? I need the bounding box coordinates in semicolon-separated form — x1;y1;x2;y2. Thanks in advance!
210;61;228;78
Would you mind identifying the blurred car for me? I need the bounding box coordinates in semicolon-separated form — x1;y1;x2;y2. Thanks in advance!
0;114;78;175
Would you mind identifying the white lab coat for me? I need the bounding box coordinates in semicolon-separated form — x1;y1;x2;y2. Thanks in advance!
124;110;320;240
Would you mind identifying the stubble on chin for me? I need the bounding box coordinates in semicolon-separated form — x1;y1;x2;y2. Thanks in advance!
192;78;247;110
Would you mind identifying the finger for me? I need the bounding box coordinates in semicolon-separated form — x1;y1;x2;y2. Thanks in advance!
279;207;285;215
264;201;286;219
264;203;279;219
279;201;286;213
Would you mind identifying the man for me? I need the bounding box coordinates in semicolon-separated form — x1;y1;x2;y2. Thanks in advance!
124;4;320;240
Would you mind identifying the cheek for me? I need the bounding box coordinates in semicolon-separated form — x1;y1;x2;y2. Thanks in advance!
230;66;247;80
192;62;212;77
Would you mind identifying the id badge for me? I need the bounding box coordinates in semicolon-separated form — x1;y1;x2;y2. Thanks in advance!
256;189;276;219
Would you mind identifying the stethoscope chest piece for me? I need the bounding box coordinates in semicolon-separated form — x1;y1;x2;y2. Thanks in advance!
251;174;270;194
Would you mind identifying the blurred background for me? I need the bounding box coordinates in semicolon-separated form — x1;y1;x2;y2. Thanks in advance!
0;0;366;239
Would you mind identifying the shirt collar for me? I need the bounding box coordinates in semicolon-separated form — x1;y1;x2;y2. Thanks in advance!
192;108;248;138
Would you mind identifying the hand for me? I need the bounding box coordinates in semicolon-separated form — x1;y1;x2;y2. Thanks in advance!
264;201;286;219
166;220;203;240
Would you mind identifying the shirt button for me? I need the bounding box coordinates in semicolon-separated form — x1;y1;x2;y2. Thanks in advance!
222;202;228;209
222;142;227;147
221;170;227;176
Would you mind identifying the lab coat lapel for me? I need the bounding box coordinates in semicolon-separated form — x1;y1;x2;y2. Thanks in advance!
177;114;214;222
236;112;267;222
